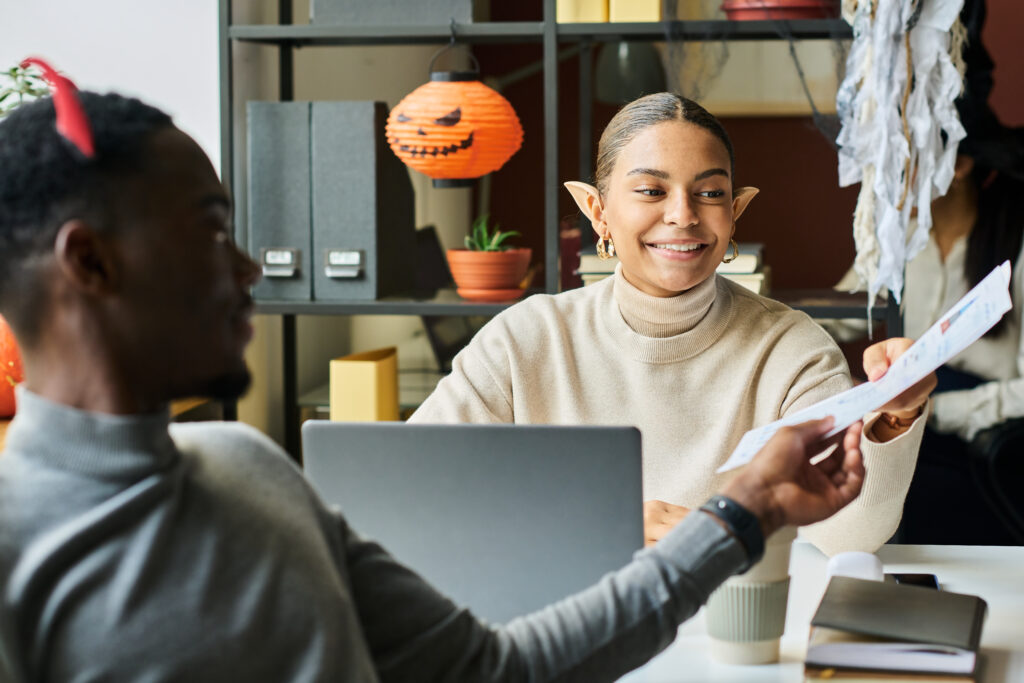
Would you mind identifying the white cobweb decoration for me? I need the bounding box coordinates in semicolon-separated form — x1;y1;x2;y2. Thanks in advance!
836;0;967;324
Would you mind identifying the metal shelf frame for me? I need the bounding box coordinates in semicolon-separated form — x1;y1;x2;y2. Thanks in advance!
255;289;544;316
222;10;858;318
228;18;852;46
254;288;899;327
229;21;546;45
218;1;883;454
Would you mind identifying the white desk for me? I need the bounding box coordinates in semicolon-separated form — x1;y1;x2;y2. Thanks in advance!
621;542;1024;682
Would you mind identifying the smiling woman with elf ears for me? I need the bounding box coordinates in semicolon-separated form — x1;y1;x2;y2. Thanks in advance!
565;99;757;298
412;92;935;554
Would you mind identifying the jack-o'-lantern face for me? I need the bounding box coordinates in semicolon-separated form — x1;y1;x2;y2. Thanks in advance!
392;106;474;159
386;78;523;182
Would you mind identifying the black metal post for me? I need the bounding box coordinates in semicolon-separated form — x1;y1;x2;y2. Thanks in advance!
578;40;593;249
543;0;559;292
218;0;233;196
218;0;239;421
886;291;903;338
283;314;300;460
279;0;294;101
279;0;301;461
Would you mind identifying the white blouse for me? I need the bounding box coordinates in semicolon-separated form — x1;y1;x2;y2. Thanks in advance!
831;230;1024;440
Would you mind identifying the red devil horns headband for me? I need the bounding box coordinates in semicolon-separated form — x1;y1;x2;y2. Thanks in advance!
20;56;95;159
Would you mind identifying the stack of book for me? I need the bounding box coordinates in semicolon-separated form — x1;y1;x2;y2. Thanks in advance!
718;242;770;295
575;242;769;295
803;576;987;682
576;251;618;287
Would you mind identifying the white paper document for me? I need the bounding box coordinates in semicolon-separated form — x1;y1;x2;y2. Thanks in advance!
718;262;1013;473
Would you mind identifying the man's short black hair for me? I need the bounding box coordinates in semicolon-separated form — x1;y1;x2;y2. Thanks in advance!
0;91;172;341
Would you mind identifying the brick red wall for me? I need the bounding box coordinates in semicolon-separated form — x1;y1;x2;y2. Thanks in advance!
984;2;1024;126
476;2;1023;290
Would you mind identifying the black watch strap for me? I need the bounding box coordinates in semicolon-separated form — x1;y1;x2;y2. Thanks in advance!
700;495;765;570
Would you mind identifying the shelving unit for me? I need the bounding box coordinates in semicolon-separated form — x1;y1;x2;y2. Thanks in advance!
219;1;892;455
227;18;850;45
255;288;545;316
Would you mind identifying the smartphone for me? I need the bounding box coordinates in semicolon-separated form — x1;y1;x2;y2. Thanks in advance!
888;572;939;589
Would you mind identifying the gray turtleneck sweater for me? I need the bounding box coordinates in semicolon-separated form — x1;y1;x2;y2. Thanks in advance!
411;267;927;556
0;387;747;682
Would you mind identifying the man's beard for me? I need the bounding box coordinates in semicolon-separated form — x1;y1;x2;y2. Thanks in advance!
198;367;252;402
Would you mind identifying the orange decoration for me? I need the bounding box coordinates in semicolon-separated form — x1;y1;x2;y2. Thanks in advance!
447;248;532;301
386;73;523;187
0;315;24;417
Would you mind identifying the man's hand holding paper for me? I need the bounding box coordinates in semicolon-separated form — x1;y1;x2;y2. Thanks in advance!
719;262;1013;473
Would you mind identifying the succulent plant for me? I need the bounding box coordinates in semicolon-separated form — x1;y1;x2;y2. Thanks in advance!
464;214;520;252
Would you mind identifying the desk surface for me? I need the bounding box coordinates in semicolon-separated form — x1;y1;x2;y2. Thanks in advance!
622;542;1024;682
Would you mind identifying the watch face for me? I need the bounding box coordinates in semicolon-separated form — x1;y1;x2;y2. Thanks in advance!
703;496;764;567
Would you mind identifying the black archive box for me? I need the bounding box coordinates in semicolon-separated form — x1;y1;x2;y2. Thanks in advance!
311;101;415;301
247;101;313;301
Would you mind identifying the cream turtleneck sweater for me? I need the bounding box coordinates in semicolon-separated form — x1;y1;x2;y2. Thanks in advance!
412;265;926;556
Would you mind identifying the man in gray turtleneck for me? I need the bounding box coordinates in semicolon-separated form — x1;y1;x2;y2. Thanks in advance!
0;91;866;682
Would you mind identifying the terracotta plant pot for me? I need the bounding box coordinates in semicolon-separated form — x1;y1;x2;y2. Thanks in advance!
446;248;532;302
721;0;839;20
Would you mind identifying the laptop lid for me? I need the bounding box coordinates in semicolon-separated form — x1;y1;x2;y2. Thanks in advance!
301;421;643;623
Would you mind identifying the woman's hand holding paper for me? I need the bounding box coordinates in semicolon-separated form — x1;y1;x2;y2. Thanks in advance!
863;338;936;440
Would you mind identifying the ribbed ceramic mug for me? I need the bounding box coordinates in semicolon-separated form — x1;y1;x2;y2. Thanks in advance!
705;527;796;664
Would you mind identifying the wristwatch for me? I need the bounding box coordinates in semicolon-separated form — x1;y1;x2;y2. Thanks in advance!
700;495;765;570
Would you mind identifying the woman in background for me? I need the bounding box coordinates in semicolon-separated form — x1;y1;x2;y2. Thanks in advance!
411;93;934;556
829;0;1024;544
830;105;1024;545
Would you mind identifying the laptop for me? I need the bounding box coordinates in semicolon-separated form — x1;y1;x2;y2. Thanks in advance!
301;421;644;623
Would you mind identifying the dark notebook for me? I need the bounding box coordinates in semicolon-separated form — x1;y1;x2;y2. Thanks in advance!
805;576;987;677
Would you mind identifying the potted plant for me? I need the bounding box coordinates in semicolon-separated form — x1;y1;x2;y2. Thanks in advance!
0;63;50;117
0;63;48;417
446;215;532;302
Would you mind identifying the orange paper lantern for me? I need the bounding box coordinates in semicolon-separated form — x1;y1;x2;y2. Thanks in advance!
0;315;24;417
386;71;523;188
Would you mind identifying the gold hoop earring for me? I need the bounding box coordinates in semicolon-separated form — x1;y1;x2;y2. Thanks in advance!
721;238;739;264
597;233;616;260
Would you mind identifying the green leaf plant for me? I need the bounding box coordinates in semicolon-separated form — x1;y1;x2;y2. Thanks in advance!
464;214;521;252
0;64;50;118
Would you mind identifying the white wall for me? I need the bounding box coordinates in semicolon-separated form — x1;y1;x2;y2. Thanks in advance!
1;0;221;173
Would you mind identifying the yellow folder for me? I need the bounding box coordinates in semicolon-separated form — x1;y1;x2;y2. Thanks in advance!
329;346;400;422
557;0;608;22
610;0;661;22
